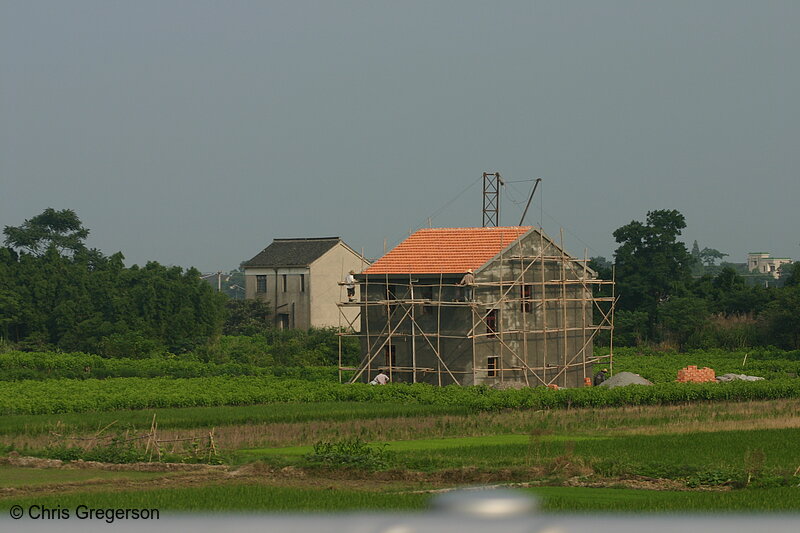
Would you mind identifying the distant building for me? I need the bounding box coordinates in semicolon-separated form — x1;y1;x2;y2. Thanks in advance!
342;226;612;388
243;237;368;329
747;252;792;280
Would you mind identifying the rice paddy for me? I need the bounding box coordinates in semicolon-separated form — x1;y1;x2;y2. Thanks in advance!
2;394;799;513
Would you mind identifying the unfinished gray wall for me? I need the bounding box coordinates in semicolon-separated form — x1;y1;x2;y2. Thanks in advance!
357;230;597;388
244;267;310;329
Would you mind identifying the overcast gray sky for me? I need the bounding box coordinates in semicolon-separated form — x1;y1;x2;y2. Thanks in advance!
2;1;798;272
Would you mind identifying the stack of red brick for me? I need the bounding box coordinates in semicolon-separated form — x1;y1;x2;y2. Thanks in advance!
676;365;716;383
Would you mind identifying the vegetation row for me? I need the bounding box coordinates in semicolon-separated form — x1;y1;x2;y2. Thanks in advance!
1;346;798;382
608;347;800;382
2;376;800;415
0;350;344;381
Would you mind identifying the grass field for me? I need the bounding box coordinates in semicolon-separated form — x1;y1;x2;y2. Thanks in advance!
2;370;800;513
1;481;798;513
0;467;170;488
2;398;798;513
239;427;800;483
527;486;800;512
0;483;429;512
0;402;470;436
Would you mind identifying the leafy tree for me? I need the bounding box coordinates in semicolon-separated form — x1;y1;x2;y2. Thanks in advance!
691;240;701;262
0;210;227;354
613;209;693;322
690;240;703;275
658;296;709;350
782;262;800;287
613;310;649;346
712;266;746;292
3;208;89;256
699;247;728;267
758;286;800;349
588;256;612;278
223;299;272;336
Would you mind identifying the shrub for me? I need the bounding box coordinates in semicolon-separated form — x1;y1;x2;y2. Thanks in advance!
304;437;389;469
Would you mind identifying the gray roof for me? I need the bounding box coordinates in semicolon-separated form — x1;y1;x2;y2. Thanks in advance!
243;237;341;267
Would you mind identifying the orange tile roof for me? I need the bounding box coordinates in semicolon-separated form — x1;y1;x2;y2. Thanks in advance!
365;226;532;275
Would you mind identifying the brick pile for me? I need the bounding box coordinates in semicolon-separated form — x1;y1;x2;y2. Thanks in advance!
676;365;716;383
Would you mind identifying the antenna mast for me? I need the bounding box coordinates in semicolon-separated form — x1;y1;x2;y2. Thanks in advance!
482;172;503;227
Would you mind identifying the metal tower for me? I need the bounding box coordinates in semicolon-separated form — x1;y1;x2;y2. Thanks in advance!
482;172;503;227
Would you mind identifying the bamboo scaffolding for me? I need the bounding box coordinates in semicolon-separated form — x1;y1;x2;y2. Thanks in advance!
337;227;615;387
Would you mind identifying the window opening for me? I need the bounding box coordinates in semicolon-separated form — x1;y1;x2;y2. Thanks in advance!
486;309;497;338
278;313;290;330
487;356;499;377
521;284;533;312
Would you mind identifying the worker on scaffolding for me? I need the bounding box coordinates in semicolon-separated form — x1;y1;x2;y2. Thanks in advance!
457;269;475;301
344;270;357;302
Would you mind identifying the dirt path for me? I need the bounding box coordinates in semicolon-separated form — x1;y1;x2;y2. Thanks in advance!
0;455;729;500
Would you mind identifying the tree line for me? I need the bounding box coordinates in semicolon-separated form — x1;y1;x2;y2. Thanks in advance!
591;209;800;350
0;209;227;355
1;207;798;356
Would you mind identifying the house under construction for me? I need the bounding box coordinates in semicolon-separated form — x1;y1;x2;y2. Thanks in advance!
337;225;614;388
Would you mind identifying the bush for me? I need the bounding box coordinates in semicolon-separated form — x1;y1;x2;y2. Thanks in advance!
99;331;166;359
304;437;389;469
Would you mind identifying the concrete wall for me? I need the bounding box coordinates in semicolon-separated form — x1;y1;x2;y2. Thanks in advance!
472;234;592;388
359;276;469;385
358;230;596;388
244;266;311;329
309;243;367;329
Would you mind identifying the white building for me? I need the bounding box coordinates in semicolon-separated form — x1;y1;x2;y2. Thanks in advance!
747;252;792;279
243;237;368;329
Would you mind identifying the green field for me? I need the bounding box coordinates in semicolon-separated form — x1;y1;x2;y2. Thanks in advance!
0;484;429;512
2;350;800;513
0;482;797;513
527;486;800;512
3;374;800;415
609;347;800;382
0;402;470;435
0;467;169;488
239;427;800;481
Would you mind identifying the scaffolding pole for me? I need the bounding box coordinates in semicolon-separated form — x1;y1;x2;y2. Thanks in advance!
337;229;615;388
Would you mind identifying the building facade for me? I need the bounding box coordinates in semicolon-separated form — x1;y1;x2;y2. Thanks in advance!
342;227;613;388
747;252;792;279
243;237;368;330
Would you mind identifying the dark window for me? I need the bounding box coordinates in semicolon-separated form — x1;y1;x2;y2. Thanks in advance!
256;275;267;293
385;345;396;367
386;285;398;313
300;274;305;292
486;309;497;338
487;356;499;377
419;286;434;315
521;284;533;313
278;314;290;330
282;274;288;292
